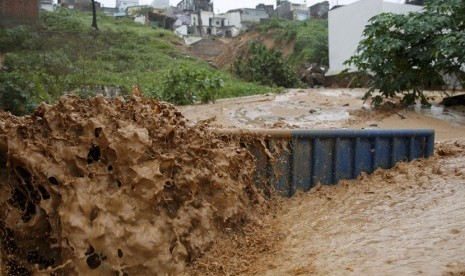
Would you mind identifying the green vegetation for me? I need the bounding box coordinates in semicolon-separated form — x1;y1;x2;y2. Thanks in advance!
346;0;465;106
159;66;223;105
253;18;329;68
233;42;301;88
0;9;271;115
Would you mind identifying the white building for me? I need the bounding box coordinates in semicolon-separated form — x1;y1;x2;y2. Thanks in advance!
291;3;310;21
174;9;251;38
116;0;139;12
41;0;56;12
327;0;423;75
151;0;169;9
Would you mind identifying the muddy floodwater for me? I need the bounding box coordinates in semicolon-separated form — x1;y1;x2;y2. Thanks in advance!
191;141;465;275
179;89;465;141
2;89;465;275
258;142;465;275
185;89;465;275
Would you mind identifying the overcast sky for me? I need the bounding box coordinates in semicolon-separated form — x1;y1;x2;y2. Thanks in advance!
94;0;404;13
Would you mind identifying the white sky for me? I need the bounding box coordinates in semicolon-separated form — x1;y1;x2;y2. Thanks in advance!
93;0;404;13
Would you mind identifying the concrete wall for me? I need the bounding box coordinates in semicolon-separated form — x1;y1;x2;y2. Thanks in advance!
116;0;139;12
175;25;188;36
328;0;422;75
210;17;225;27
200;10;213;27
224;12;241;28
231;26;241;37
190;13;198;26
276;1;292;19
294;10;310;21
241;8;268;23
41;2;56;12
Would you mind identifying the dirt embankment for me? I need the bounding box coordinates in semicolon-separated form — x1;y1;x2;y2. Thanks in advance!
0;95;265;275
188;30;296;69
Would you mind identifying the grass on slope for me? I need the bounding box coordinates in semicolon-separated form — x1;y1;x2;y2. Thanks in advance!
253;18;328;69
0;9;270;115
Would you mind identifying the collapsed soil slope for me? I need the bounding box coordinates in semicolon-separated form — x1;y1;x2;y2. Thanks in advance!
189;30;295;69
0;95;263;275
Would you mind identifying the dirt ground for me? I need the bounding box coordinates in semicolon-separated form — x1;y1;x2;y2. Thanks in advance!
182;88;465;275
179;88;465;141
188;30;296;69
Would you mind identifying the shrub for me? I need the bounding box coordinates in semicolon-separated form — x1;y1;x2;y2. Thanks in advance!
232;42;301;88
0;70;53;115
346;0;465;106
159;67;224;105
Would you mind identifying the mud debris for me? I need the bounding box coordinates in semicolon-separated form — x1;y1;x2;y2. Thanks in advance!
0;95;264;275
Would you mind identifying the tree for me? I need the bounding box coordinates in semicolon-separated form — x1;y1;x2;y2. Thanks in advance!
346;0;465;106
233;42;301;88
91;0;98;30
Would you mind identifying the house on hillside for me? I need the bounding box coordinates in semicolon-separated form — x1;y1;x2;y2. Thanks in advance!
172;0;269;38
327;0;423;76
41;0;57;12
58;0;101;11
177;0;213;12
256;3;274;18
127;5;151;24
227;8;269;26
276;1;310;21
151;0;170;9
310;1;329;19
116;0;139;12
149;8;176;29
103;7;119;15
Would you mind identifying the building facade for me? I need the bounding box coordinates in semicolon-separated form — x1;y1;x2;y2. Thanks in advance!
276;1;309;21
116;0;139;12
328;0;423;75
310;1;329;19
58;0;101;11
151;0;169;9
256;3;274;18
176;0;213;12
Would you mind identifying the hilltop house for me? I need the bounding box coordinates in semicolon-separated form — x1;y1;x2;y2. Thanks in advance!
171;0;270;38
276;0;310;21
327;0;423;75
151;0;170;9
127;5;151;24
177;0;213;12
116;0;139;12
41;0;57;12
310;1;329;19
0;0;40;26
256;3;274;18
58;0;101;11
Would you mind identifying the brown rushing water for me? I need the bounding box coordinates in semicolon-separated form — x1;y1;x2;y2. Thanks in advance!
191;140;465;275
255;141;465;275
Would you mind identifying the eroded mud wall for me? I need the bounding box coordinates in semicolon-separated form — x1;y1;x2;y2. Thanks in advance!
0;95;261;275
